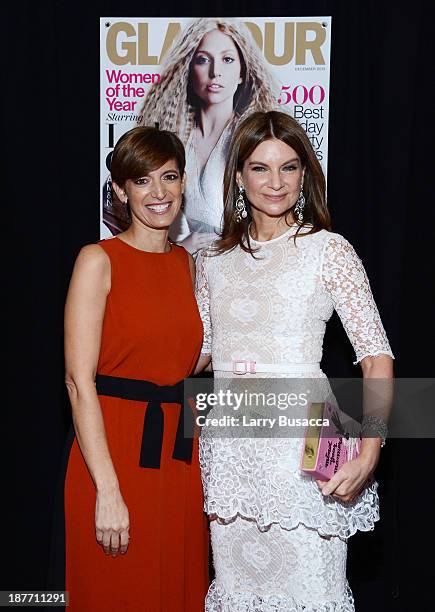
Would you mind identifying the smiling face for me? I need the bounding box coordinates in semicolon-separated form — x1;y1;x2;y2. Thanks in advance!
113;159;185;231
190;29;243;107
236;138;305;223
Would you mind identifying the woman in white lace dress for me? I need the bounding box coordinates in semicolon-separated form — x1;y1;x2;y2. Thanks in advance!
195;111;394;611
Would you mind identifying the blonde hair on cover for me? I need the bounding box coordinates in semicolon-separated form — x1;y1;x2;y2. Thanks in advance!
139;18;278;144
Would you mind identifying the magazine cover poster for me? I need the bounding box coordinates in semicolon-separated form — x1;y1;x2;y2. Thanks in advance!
100;17;332;249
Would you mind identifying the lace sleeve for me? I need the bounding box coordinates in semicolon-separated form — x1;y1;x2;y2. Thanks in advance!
195;249;212;356
321;234;394;365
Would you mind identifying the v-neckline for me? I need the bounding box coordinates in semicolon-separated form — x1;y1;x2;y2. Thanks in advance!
193;120;231;183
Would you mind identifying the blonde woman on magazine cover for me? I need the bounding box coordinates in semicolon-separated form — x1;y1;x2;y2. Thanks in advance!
139;17;278;254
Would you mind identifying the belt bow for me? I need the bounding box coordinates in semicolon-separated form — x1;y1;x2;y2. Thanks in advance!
95;374;194;469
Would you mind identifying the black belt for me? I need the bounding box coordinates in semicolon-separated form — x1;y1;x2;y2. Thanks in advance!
95;374;194;469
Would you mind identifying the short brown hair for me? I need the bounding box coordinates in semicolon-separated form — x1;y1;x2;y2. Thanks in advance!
110;126;185;187
215;111;331;255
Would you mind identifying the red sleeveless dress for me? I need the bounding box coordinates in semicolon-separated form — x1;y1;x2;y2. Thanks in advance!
64;237;209;611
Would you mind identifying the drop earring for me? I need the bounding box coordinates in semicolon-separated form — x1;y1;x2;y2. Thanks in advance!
121;196;131;221
294;184;305;222
234;185;247;223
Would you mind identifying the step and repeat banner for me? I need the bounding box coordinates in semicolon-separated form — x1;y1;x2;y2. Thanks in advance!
100;17;331;241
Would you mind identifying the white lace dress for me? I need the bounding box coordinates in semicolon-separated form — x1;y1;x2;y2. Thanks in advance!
195;226;394;611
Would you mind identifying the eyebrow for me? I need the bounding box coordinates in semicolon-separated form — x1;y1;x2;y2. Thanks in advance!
136;168;179;178
195;49;237;55
248;158;300;167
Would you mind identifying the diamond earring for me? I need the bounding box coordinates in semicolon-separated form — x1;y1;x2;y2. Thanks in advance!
234;185;248;223
294;185;305;222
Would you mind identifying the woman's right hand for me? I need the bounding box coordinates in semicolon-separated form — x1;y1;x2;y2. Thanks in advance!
177;232;216;255
95;488;130;557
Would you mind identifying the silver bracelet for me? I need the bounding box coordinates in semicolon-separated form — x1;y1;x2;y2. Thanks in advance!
361;415;388;448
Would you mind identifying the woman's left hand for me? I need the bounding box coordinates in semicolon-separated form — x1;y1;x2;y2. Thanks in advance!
315;451;379;502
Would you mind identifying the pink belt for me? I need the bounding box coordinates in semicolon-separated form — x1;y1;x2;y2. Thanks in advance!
213;361;321;375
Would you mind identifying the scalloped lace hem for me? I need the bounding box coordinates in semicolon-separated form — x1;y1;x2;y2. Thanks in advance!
205;580;355;611
204;481;380;540
353;349;395;365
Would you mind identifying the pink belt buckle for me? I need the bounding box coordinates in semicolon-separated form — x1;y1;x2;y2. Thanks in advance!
232;360;257;375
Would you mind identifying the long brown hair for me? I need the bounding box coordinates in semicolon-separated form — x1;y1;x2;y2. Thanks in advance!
214;111;331;256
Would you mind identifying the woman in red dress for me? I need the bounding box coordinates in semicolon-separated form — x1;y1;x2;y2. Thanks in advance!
62;126;209;610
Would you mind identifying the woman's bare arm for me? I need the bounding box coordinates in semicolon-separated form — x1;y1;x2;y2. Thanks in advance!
64;244;129;555
318;354;393;501
187;252;212;374
358;353;394;471
65;245;117;491
194;354;212;374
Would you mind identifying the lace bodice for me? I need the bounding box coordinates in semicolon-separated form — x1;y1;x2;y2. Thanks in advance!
196;226;394;366
195;227;394;539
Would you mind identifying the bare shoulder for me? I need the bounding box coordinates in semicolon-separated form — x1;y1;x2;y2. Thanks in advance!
173;243;195;274
186;250;195;270
71;244;111;294
186;250;195;284
76;243;110;267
